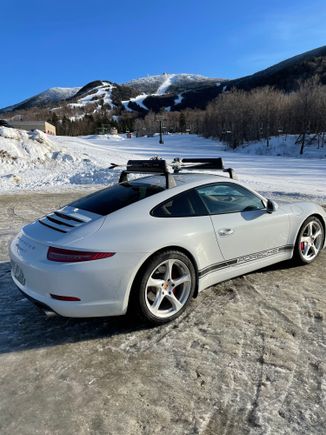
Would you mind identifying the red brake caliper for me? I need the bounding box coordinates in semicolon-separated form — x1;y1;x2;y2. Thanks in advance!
300;242;305;251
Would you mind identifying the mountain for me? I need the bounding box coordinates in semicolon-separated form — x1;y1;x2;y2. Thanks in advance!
126;73;223;95
224;45;326;92
66;80;137;110
1;46;326;116
122;73;224;112
1;87;81;113
56;73;221;112
135;46;326;111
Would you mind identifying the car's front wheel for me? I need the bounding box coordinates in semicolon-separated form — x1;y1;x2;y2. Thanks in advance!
293;216;324;265
132;250;196;325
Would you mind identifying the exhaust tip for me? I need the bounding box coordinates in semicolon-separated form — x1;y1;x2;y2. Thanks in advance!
44;310;57;318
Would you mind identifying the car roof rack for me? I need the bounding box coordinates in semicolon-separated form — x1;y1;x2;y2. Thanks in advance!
119;159;177;189
116;157;237;189
172;158;237;180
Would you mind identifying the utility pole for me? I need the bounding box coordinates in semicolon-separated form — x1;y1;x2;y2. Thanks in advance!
159;120;164;144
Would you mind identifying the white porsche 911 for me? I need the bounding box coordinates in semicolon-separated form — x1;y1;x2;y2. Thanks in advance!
10;158;326;324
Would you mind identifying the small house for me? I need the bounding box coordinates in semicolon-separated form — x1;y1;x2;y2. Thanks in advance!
8;121;56;135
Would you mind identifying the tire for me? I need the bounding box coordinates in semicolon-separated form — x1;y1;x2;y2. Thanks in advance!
131;250;196;325
293;216;324;265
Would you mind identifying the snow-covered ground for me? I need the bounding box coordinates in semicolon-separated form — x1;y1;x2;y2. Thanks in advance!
0;129;325;203
235;135;326;159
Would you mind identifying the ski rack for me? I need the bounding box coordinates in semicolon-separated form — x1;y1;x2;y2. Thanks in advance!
118;157;237;189
172;158;237;179
119;159;176;189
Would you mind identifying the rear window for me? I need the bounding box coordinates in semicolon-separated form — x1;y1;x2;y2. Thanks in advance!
69;180;165;216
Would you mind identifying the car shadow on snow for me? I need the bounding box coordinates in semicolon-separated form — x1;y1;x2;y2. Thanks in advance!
0;262;151;355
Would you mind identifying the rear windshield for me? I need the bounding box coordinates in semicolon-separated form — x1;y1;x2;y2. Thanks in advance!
69;180;165;216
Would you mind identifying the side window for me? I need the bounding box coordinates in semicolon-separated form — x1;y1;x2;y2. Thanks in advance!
152;189;207;217
196;183;264;215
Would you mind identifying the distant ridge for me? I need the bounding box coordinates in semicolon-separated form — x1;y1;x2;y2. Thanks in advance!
1;87;80;113
1;46;326;115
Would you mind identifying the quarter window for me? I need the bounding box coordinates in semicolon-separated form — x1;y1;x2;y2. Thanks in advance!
196;183;264;215
152;189;207;217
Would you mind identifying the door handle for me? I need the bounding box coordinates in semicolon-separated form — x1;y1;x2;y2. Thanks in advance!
218;228;234;236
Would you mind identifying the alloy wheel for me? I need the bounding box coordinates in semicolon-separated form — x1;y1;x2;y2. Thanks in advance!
299;220;323;262
144;258;192;319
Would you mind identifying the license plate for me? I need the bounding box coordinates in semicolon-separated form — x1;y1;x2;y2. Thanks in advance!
12;262;26;286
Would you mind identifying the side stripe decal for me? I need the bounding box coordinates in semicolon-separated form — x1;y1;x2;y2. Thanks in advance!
198;245;293;278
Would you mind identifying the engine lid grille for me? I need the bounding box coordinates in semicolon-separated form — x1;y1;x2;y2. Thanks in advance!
38;206;94;234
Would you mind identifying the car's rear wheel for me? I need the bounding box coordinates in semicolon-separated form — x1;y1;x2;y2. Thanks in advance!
132;250;196;325
293;216;324;265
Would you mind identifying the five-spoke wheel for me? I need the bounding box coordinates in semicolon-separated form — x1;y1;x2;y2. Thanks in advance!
294;217;324;264
133;250;196;324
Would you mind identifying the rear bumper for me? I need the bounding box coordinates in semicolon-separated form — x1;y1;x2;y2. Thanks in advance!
12;272;126;317
10;233;148;318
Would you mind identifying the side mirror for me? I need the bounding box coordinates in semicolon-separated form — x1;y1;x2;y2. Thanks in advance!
266;199;278;213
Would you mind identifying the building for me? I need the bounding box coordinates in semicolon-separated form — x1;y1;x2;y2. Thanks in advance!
8;121;56;135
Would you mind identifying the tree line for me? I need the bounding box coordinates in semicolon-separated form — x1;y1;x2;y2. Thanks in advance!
134;78;326;154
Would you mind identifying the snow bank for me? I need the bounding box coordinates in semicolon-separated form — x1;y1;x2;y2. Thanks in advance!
0;127;78;190
0;127;55;161
0;129;139;191
235;135;326;159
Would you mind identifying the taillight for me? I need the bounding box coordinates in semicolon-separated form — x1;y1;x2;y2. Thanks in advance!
50;294;81;301
47;247;115;263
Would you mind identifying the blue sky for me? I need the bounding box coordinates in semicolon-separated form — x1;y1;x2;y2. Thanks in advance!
1;0;326;107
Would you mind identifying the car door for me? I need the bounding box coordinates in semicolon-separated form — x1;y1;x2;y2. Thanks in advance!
151;187;225;270
196;182;290;261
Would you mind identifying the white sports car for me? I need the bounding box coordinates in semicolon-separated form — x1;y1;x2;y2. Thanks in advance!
10;158;326;324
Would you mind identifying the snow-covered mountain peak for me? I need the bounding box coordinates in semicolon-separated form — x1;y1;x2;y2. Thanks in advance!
40;87;81;99
1;87;81;113
126;73;223;95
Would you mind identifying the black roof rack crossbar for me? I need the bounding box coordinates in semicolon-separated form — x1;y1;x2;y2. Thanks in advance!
119;159;176;189
181;158;224;169
126;159;167;173
172;157;236;179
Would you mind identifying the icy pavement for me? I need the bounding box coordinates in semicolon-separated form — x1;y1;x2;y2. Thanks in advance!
0;192;325;434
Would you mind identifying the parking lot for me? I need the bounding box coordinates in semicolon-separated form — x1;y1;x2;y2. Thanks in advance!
0;192;325;434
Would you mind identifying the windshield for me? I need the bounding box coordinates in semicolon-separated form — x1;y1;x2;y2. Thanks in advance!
69;180;165;216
